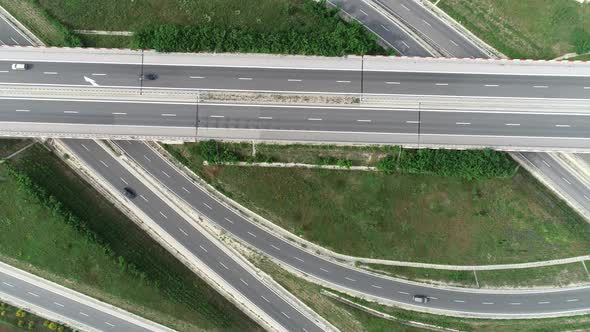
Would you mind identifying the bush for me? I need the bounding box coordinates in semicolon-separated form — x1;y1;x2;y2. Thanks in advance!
27;0;82;47
199;140;240;164
377;148;517;179
572;28;590;54
132;0;385;56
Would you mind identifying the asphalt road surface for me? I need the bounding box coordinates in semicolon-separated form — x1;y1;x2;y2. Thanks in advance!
0;60;589;99
109;139;590;318
62;139;325;332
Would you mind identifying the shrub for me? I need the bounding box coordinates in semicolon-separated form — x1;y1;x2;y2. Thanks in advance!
572;28;590;54
132;0;385;56
199;140;240;164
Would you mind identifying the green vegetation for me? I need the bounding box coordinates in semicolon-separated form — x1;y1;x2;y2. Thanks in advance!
27;0;386;55
253;254;590;332
367;262;590;288
0;0;80;46
571;54;590;61
0;301;71;332
165;141;590;265
2;143;258;331
77;34;132;48
433;0;590;59
376;148;517;179
0;139;31;159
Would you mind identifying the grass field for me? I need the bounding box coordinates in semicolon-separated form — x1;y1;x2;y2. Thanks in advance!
571;54;590;61
2;143;258;331
253;254;590;332
166;142;590;265
0;139;31;159
367;262;590;288
434;0;590;59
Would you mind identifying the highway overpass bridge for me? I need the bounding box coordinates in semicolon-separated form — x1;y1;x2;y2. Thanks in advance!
0;46;589;151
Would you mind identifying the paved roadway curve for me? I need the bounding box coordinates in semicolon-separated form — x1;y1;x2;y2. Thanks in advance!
0;60;589;99
62;139;324;332
109;139;590;318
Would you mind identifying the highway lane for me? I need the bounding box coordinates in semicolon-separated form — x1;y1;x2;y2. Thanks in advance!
3;99;590;140
0;14;32;46
0;59;589;99
0;268;159;332
62;139;324;332
114;140;590;318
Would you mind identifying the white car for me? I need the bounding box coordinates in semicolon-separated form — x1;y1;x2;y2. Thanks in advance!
11;63;28;70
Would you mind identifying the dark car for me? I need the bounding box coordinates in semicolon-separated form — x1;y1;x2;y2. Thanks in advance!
413;295;429;304
123;187;137;199
139;72;158;81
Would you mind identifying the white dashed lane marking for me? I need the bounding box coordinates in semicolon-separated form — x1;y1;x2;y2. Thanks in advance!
53;302;64;307
27;292;39;297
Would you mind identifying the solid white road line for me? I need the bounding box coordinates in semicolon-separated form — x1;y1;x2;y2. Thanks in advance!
181;187;190;193
161;170;171;178
199;245;208;252
179;228;188;236
27;291;39;297
224;217;234;224
81;144;90;151
99;160;109;168
203;202;213;210
159;211;168;219
161;113;177;117
371;285;382;289
53;302;65;307
247;231;257;238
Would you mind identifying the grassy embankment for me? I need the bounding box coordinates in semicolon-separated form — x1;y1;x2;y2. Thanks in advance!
1;143;258;331
0;301;71;332
432;0;590;59
166;141;590;266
